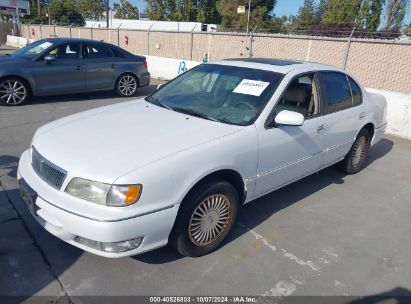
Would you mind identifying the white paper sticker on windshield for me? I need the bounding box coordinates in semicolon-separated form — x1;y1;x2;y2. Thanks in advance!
233;79;270;96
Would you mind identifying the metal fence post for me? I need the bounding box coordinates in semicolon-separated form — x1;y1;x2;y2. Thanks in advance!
53;25;56;37
91;24;94;40
342;27;355;70
147;23;154;55
190;25;197;61
69;24;72;38
39;22;43;39
247;25;257;58
116;24;122;46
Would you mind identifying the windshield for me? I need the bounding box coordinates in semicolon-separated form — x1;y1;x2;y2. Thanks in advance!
13;40;54;59
147;64;283;126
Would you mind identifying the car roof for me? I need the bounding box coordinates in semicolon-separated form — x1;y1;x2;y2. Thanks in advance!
212;58;342;75
40;37;112;45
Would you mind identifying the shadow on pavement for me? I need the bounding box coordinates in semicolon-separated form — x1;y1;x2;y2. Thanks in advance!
348;287;411;304
0;155;19;178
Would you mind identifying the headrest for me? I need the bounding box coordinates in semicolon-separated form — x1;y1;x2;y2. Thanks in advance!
283;87;307;104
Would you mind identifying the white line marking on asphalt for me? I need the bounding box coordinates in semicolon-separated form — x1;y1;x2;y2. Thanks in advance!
238;222;321;272
281;249;321;272
262;278;303;297
237;222;277;252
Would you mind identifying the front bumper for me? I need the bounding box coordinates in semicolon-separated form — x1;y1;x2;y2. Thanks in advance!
17;150;178;258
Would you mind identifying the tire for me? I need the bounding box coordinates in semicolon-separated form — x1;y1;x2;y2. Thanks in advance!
340;128;371;174
170;180;239;257
0;77;30;106
115;74;138;97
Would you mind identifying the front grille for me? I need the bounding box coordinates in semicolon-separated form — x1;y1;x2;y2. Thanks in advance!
31;147;67;190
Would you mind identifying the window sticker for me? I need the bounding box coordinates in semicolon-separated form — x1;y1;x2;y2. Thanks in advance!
233;79;270;96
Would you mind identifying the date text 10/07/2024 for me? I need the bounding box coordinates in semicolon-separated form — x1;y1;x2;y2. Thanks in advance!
149;296;258;303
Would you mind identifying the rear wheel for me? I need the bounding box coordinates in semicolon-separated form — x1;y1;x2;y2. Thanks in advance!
170;181;239;257
340;128;371;174
116;74;138;97
0;77;30;106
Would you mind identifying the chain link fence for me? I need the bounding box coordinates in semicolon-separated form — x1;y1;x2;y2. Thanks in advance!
16;24;411;93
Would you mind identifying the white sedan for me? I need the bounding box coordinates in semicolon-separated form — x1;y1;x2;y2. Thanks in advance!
18;59;387;258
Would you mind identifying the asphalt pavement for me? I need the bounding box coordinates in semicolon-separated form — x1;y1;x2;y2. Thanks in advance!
0;52;411;303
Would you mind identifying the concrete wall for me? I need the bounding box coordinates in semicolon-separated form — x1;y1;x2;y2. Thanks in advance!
20;24;411;93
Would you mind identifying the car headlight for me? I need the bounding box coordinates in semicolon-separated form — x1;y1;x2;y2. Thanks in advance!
65;178;142;207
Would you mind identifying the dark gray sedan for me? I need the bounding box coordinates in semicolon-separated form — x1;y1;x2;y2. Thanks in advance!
0;38;150;106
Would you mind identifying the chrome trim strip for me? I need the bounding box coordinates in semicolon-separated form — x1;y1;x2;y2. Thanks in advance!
258;151;322;178
37;195;176;222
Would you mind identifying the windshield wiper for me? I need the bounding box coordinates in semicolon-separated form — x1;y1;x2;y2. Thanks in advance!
167;106;219;122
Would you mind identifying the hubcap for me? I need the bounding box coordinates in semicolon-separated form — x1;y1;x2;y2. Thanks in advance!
352;136;367;167
188;194;232;246
119;75;137;96
0;80;26;105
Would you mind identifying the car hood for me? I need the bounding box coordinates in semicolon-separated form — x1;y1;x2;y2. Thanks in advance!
32;100;243;183
0;55;27;67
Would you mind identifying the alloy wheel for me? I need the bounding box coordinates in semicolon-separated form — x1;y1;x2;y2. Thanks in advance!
188;194;232;246
118;75;137;96
0;80;27;105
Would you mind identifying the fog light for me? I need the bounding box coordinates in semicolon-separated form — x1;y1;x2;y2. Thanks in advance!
74;236;143;253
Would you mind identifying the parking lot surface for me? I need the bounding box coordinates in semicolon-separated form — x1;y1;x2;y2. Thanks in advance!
1;84;411;302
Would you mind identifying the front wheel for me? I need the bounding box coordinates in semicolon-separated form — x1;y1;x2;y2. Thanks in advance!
340;128;371;174
170;181;239;257
0;77;30;106
115;74;138;97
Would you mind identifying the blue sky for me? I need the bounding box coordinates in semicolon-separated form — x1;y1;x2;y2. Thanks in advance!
132;0;411;25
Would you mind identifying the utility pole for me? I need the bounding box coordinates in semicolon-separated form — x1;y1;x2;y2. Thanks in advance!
246;0;251;58
106;0;110;28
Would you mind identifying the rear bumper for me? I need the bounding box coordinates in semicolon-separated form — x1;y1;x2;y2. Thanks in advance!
139;72;150;87
371;122;387;146
17;150;178;258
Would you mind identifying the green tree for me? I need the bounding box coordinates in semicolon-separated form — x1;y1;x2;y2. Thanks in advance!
293;0;317;30
216;0;277;30
49;0;85;25
321;0;363;25
146;0;221;23
78;0;106;21
406;22;411;36
320;0;385;30
364;0;384;31
383;0;408;29
113;0;139;19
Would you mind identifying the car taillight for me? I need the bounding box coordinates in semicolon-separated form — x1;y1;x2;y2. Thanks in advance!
144;60;148;69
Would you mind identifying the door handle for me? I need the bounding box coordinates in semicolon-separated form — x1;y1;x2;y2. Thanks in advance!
359;112;366;120
317;124;326;133
111;64;116;69
76;65;81;70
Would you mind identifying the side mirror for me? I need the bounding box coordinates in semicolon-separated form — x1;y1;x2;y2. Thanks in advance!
44;54;56;63
274;110;304;126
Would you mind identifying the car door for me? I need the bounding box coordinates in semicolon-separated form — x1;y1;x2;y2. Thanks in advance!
254;73;328;197
82;42;116;90
31;42;85;95
317;72;367;168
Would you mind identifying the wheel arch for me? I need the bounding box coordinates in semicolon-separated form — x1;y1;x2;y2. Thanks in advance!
115;71;140;88
361;122;375;140
0;75;33;96
179;169;247;208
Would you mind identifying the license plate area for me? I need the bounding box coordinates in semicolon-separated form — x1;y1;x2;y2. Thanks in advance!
19;179;39;214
